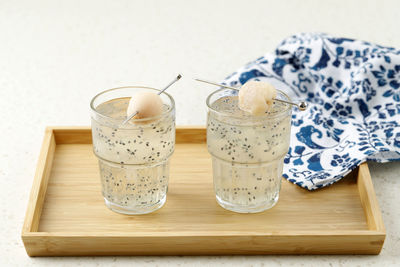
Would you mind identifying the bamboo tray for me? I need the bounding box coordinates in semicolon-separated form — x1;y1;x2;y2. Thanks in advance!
22;126;385;256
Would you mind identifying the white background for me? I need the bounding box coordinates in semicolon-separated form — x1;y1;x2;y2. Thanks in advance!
1;0;399;266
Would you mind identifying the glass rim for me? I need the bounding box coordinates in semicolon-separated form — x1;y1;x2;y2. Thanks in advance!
206;87;292;119
90;86;175;123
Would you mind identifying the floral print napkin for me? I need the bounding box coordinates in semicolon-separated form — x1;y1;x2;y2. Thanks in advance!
223;33;400;190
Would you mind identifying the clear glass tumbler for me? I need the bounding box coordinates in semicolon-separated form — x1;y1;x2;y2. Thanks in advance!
206;88;291;213
90;86;175;215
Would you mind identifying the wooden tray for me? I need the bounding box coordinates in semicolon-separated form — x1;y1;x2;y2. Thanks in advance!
22;126;385;256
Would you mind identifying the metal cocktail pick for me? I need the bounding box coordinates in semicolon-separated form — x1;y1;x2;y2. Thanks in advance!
194;78;308;111
122;74;182;125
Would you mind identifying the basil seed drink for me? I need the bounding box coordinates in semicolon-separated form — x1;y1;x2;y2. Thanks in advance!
206;88;291;213
90;87;175;215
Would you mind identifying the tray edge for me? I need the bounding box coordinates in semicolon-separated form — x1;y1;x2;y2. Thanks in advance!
21;126;386;256
357;162;386;253
22;127;56;235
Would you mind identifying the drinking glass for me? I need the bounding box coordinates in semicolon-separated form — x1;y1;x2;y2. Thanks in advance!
90;86;175;214
206;88;291;213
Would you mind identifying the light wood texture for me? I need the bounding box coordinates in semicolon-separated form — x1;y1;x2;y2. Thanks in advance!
22;127;56;233
357;164;385;232
22;127;385;256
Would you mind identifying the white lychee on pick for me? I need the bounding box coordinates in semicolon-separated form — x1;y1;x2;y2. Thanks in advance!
126;91;163;120
238;81;277;115
194;78;308;111
122;74;182;125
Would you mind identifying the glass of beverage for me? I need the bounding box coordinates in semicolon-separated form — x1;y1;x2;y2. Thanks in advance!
206;88;291;213
90;86;175;215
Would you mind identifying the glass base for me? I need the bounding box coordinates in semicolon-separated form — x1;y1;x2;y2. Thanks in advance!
215;193;279;213
104;194;167;215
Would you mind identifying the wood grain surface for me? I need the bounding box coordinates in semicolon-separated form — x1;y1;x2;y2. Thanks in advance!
22;127;385;256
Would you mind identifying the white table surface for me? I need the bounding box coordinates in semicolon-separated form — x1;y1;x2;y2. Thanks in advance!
1;0;399;266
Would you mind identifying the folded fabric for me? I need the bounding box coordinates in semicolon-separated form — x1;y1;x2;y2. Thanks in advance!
223;33;400;190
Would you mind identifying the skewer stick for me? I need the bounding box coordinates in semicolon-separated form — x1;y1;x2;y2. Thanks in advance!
194;78;308;111
122;74;182;125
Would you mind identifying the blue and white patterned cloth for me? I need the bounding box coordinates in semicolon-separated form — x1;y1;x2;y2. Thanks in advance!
223;33;400;190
